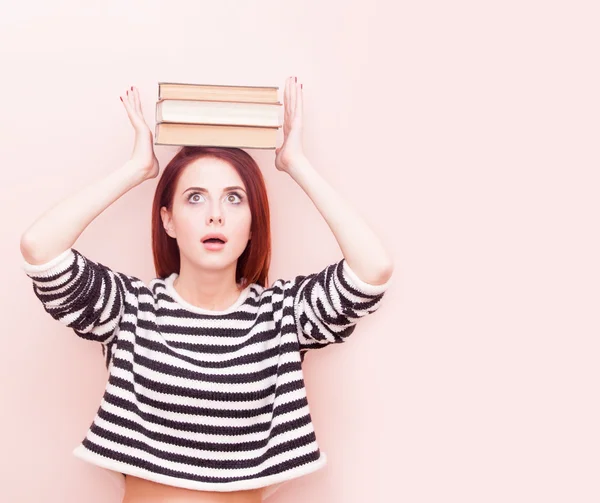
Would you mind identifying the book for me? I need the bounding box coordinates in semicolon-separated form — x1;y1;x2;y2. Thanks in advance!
154;123;278;149
158;82;279;104
156;99;281;128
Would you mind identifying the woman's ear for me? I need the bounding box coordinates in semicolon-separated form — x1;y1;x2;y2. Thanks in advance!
160;206;175;238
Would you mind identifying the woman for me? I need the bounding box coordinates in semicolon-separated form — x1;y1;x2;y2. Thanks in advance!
20;76;394;502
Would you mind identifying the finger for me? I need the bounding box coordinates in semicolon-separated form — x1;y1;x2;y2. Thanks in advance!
121;88;144;130
126;88;138;120
120;90;135;122
289;77;297;121
283;79;287;124
284;77;291;120
132;86;142;115
283;81;288;135
126;88;136;111
294;81;302;121
283;82;290;136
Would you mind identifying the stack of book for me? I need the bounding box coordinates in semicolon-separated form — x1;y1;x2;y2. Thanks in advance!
154;82;282;149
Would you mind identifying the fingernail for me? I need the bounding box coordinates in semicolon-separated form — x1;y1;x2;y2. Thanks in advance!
301;84;303;89
295;77;297;82
120;96;122;101
131;86;133;90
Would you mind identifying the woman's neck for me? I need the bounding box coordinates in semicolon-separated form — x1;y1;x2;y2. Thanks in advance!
173;263;242;311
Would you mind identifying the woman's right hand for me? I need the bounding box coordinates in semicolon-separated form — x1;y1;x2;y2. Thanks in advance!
120;86;160;180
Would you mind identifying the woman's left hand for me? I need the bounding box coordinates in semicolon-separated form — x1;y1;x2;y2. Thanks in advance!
275;76;306;173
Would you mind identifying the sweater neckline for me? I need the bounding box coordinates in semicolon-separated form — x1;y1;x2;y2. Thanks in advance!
163;273;253;315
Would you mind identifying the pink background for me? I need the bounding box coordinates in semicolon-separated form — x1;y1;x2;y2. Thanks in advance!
3;0;600;502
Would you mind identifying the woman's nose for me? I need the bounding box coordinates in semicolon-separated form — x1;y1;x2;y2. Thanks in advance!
207;205;223;224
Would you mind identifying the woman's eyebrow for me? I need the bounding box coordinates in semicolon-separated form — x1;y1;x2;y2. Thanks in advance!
182;186;247;195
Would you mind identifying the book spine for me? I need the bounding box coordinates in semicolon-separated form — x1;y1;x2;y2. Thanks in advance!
156;98;282;106
158;81;278;90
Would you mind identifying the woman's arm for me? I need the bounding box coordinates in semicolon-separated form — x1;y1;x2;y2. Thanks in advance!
20;86;158;347
20;163;146;264
275;77;394;285
20;86;158;264
287;157;393;285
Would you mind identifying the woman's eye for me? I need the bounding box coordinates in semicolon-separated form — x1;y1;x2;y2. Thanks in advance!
227;192;243;204
188;193;204;203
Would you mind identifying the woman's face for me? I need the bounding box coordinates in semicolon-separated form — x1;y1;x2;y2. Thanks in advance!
160;157;252;274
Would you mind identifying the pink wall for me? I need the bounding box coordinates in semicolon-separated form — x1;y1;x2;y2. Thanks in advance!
4;0;600;502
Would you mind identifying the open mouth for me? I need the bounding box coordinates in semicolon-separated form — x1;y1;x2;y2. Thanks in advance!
203;238;225;244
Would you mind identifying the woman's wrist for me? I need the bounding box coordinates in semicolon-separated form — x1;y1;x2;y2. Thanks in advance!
122;160;153;186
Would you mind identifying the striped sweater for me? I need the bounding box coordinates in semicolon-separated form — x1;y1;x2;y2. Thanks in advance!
22;248;391;499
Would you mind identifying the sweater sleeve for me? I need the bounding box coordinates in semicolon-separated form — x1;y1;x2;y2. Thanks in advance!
291;258;392;356
21;248;137;346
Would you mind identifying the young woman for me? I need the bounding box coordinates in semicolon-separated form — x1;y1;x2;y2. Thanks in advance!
20;77;394;502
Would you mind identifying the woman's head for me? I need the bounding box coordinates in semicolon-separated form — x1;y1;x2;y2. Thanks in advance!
152;146;271;288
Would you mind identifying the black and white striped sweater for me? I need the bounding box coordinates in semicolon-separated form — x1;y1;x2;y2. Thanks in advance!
22;248;391;498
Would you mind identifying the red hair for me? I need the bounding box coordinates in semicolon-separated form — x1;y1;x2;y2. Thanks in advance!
151;146;271;288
